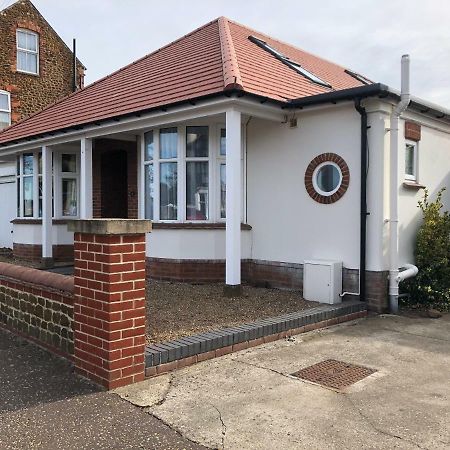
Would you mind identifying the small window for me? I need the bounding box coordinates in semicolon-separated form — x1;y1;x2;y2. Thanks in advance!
405;141;417;181
0;91;11;129
61;153;78;217
313;162;342;196
16;29;39;75
248;35;331;88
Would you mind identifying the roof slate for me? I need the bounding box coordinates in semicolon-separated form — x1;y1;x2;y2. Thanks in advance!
0;17;368;145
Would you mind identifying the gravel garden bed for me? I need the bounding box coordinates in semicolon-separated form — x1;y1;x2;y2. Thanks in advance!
146;281;319;343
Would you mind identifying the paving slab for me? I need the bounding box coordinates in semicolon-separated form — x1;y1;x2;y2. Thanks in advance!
117;314;450;450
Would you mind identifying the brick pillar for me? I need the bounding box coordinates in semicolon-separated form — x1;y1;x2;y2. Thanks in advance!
68;219;152;389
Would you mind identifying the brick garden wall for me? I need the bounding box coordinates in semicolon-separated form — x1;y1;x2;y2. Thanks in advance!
0;262;74;357
0;0;85;123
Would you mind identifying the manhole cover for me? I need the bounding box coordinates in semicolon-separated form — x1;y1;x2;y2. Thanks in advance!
292;359;376;389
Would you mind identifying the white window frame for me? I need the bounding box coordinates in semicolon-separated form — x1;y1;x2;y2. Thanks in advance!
0;90;11;129
312;161;343;197
16;29;39;75
16;151;40;218
405;140;418;182
140;123;246;224
54;151;80;219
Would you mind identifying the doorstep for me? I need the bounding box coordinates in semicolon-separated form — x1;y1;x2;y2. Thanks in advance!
145;300;367;377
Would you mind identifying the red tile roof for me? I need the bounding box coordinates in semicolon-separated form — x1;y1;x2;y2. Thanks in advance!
0;17;369;145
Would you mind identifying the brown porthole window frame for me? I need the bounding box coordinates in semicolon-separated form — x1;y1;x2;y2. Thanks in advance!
305;153;350;204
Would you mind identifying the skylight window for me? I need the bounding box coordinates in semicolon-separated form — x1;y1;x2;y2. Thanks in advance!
344;69;372;85
248;35;331;88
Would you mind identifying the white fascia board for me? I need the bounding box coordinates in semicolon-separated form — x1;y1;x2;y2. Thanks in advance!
0;97;285;156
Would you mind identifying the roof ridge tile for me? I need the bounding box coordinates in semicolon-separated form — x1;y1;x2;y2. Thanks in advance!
218;17;243;90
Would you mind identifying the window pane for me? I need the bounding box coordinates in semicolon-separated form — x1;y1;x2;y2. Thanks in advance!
17;31;27;49
62;179;77;216
160;128;177;159
160;162;177;220
0;112;10;129
23;153;33;175
186;162;208;220
144;164;154;220
27;33;37;52
220;128;226;156
26;52;38;74
316;164;340;193
17;50;27;71
23;176;33;217
62;154;77;173
144;131;154;161
0;93;9;111
186;126;209;157
220;164;226;219
405;144;415;176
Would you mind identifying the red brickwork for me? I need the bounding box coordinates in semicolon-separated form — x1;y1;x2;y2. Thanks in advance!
73;232;147;389
404;121;421;142
13;243;73;262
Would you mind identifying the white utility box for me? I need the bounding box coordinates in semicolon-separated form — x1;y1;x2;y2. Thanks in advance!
303;260;343;304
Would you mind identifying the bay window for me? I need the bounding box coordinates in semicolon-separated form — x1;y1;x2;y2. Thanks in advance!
16;150;79;219
142;124;242;222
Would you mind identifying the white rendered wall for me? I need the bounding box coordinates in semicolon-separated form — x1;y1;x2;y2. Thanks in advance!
397;114;450;265
147;229;252;260
0;162;16;249
13;223;74;246
246;104;368;270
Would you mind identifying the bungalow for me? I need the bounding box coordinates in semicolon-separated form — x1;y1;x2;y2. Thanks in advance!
0;17;449;313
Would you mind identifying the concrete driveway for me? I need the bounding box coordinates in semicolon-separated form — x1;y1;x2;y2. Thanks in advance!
115;314;450;450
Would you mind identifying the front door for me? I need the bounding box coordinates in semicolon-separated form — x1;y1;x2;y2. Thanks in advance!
101;150;128;218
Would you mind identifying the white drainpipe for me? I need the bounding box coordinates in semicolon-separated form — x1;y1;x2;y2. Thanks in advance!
389;55;418;313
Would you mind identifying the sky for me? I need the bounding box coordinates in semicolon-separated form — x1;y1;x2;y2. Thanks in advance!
3;0;450;107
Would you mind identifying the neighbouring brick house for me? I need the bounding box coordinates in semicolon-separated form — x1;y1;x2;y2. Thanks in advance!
0;17;449;313
0;0;85;127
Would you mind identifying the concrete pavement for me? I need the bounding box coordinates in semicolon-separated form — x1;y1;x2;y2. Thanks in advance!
0;328;205;450
115;314;450;450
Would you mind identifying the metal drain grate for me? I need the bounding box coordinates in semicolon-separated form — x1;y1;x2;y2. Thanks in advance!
292;359;376;389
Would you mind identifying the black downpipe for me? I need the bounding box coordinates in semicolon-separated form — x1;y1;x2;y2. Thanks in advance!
354;99;368;302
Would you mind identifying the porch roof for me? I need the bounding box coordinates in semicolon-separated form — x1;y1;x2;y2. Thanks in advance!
0;16;368;147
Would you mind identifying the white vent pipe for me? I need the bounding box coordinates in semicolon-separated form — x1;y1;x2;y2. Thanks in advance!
389;55;417;313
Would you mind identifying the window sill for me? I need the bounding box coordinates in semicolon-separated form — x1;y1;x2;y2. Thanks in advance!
403;181;426;190
11;219;75;225
152;222;252;230
16;70;39;77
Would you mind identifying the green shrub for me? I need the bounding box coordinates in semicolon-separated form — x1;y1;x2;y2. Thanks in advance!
402;188;450;310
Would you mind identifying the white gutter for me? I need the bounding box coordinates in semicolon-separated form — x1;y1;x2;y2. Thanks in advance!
389;55;418;313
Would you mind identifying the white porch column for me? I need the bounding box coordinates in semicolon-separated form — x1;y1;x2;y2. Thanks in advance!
41;145;53;265
80;137;93;219
225;108;242;295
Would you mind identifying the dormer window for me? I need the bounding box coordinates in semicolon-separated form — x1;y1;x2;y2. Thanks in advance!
249;35;331;88
0;91;11;130
16;29;39;75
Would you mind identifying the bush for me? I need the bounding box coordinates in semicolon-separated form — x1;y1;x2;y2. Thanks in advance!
402;188;450;310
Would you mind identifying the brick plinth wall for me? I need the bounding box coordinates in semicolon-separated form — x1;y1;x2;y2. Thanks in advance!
70;219;152;390
147;258;388;312
13;243;74;262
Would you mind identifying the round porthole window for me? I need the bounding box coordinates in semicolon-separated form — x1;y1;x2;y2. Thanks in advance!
305;153;350;204
313;162;342;196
